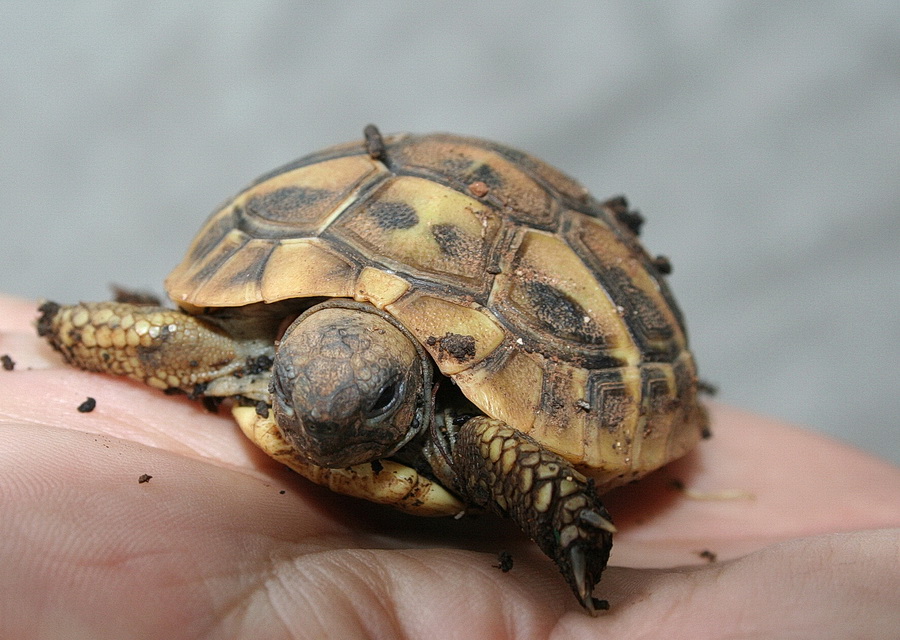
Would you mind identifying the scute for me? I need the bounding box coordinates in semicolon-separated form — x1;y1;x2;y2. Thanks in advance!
329;175;500;291
490;227;636;367
388;135;562;228
565;213;686;359
260;239;358;302
165;129;706;485
237;155;384;235
385;291;506;375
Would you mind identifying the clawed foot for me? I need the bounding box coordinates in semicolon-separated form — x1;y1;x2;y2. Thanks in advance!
449;417;616;614
553;492;616;614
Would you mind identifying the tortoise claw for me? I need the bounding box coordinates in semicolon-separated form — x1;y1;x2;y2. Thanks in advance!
568;545;593;613
566;543;612;615
564;533;612;615
579;509;618;533
559;503;614;613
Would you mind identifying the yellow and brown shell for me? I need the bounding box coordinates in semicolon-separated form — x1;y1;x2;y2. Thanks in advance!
166;130;707;490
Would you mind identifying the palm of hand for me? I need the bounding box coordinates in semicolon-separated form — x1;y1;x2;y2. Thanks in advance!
1;295;898;639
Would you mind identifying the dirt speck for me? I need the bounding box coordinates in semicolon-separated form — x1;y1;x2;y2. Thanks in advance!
138;474;153;484
698;549;718;563
77;397;97;413
493;550;513;572
1;354;15;371
468;181;490;197
592;597;610;611
427;333;476;363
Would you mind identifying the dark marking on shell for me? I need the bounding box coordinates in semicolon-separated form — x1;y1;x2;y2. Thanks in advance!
186;207;240;263
77;397;96;413
468;163;503;189
186;236;249;289
588;369;633;433
247;186;332;223
1;354;14;371
369;201;419;230
483;141;531;168
431;224;473;259
592;265;675;357
436;158;505;194
522;281;603;344
138;473;153;484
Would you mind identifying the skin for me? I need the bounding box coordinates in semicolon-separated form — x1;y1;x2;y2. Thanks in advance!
1;294;899;639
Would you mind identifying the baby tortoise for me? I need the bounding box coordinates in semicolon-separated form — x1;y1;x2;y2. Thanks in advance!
39;126;707;613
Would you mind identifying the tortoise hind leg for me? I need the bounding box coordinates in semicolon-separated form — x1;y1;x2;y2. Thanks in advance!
448;416;616;614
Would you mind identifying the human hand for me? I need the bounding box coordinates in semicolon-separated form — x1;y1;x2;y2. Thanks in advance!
1;294;898;639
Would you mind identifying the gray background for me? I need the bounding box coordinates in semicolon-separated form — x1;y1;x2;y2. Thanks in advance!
2;2;897;463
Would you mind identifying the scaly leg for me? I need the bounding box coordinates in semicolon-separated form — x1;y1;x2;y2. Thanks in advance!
449;416;615;614
37;301;272;399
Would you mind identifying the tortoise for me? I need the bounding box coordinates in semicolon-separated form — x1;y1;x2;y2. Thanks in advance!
38;125;708;613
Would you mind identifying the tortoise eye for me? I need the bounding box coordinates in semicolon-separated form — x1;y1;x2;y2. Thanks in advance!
367;380;401;419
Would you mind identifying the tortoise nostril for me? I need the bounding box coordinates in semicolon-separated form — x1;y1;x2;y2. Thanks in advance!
306;421;342;438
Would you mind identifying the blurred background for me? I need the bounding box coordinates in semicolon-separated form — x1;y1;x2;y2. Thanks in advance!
1;2;897;463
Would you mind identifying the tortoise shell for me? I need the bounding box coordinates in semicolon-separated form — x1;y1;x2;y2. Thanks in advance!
166;131;706;489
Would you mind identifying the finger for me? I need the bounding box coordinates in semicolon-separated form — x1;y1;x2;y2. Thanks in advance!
0;364;271;470
556;529;900;639
0;420;357;640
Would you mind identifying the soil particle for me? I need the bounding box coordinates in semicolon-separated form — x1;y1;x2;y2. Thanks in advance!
426;333;476;363
468;181;490;197
493;550;513;572
77;397;97;413
698;549;718;563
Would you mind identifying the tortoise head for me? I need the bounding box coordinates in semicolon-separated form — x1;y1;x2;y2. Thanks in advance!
271;300;432;468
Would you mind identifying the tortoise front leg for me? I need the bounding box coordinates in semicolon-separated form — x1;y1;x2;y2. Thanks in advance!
449;416;616;614
37;301;272;399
